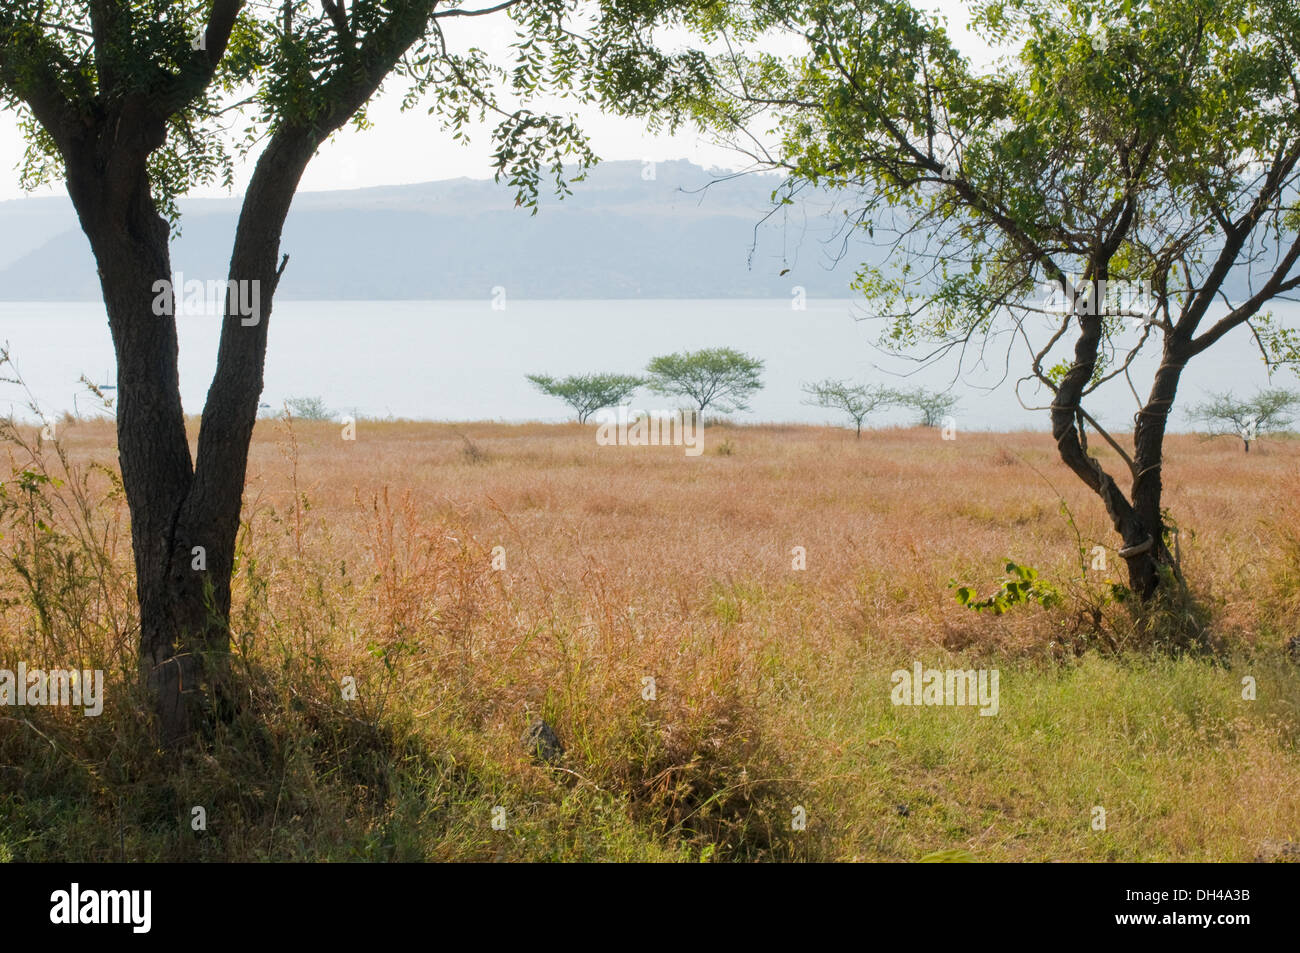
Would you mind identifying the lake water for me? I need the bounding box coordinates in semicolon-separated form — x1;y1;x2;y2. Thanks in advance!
0;298;1290;433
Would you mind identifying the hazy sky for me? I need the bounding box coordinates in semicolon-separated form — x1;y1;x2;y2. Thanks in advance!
0;2;982;201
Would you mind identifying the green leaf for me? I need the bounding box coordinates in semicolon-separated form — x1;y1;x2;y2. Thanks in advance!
919;848;975;863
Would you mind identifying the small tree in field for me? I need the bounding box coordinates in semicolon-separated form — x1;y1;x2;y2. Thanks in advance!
900;389;959;428
527;373;645;424
646;348;765;418
1189;389;1300;452
802;379;898;436
284;396;333;421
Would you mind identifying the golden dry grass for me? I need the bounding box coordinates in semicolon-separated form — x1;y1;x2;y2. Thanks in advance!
2;416;1298;860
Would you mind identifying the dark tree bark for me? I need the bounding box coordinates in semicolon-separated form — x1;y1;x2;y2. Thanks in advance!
1050;310;1172;600
58;117;319;745
22;1;439;746
60;106;199;743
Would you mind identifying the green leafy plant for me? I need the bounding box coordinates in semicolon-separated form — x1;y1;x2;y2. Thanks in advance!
951;561;1062;615
919;848;975;863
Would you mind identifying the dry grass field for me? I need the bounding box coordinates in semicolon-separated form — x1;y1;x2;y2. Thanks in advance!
2;415;1299;861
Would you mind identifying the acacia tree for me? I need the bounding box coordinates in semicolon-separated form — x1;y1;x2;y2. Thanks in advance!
0;0;709;744
646;347;765;417
802;378;897;435
1189;388;1300;451
284;396;333;421
899;388;959;428
526;372;645;422
690;0;1300;599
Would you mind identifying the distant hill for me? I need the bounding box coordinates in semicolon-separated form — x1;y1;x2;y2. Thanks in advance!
1;158;1271;302
0;160;870;301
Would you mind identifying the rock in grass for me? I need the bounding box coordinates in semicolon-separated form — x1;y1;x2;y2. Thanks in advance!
521;719;564;765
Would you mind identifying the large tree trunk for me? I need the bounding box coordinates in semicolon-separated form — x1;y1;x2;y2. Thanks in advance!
62;110;318;746
1050;299;1180;601
46;4;431;747
1124;340;1186;598
65;116;208;745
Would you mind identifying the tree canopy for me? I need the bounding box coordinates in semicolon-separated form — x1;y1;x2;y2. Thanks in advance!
899;388;959;428
0;0;719;214
646;347;766;416
527;372;645;423
802;378;899;435
1189;388;1300;450
668;0;1300;597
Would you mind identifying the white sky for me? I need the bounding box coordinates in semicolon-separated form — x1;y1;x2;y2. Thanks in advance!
0;1;981;201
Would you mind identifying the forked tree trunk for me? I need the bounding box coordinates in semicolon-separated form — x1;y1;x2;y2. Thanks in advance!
1050;299;1184;601
17;0;443;747
64;114;318;746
